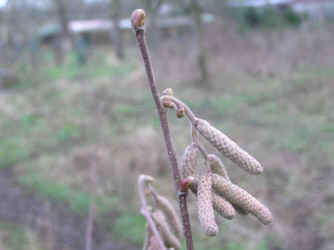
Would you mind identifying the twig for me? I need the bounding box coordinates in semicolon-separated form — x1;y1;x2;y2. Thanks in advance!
160;95;197;124
138;176;167;250
132;9;194;250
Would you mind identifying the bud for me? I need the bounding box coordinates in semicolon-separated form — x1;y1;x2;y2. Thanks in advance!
176;106;185;118
152;210;181;249
160;96;177;109
212;174;273;225
195;119;263;175
162;88;174;96
131;9;146;29
197;161;218;236
180;176;195;193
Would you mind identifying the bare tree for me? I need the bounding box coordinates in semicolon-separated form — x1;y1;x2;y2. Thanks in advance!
110;0;124;60
169;0;210;86
53;0;72;64
189;0;209;86
141;0;164;48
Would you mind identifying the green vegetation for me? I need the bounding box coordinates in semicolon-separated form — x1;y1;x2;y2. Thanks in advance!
0;223;43;250
17;173;120;215
0;139;28;169
234;6;303;29
112;214;146;244
0;224;27;250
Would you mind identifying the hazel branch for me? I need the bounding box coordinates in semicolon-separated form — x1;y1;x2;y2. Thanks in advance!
132;9;194;250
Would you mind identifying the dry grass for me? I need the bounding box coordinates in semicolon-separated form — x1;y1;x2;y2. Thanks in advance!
1;18;334;250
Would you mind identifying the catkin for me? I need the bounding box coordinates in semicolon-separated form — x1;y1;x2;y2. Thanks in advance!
148;235;164;250
195;119;263;175
151;192;183;240
212;193;236;220
197;161;218;236
190;181;235;220
207;154;230;181
152;210;181;249
232;204;249;215
180;143;200;178
211;174;273;225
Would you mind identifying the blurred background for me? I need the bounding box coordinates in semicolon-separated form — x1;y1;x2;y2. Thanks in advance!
1;0;334;249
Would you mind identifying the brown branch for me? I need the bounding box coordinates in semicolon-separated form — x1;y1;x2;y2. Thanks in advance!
131;9;194;250
138;175;167;250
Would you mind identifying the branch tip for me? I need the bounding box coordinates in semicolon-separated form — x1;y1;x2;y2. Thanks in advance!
131;9;146;29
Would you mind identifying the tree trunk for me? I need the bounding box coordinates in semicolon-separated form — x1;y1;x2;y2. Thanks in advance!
54;0;72;65
190;0;209;87
143;0;163;49
110;0;124;60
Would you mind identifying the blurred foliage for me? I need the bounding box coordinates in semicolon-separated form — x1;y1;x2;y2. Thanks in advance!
18;172;120;215
13;50;134;90
233;6;303;29
0;223;43;250
0;223;27;250
0;139;28;169
112;214;146;244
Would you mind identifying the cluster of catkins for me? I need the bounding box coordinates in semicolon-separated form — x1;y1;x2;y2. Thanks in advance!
139;175;183;250
161;89;273;237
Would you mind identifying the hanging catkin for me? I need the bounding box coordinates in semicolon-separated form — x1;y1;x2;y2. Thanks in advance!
152;210;181;249
189;181;235;220
151;192;183;240
148;235;164;250
180;143;200;178
195;119;263;175
197;161;219;236
211;174;272;225
207;154;230;181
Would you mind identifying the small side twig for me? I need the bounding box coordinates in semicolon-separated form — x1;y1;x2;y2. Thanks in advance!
132;9;194;250
160;95;197;124
138;176;167;250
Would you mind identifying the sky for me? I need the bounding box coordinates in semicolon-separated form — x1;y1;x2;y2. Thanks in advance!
0;0;7;8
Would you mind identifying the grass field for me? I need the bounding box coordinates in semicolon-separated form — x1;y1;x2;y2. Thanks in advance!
1;21;334;250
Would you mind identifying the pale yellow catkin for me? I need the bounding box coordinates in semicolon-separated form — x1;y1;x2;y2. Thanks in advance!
180;143;200;178
190;181;235;220
207;154;230;181
211;174;273;225
152;210;181;250
197;162;218;236
151;193;183;240
195;119;263;175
